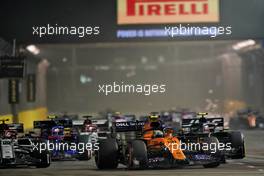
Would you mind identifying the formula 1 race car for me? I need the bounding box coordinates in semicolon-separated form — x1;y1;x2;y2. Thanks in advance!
0;120;50;168
95;113;243;169
0;138;51;168
49;125;79;160
34;115;98;161
34;118;79;160
76;116;98;160
229;108;264;129
180;113;245;163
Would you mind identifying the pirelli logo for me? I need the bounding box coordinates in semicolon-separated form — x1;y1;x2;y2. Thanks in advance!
117;0;219;24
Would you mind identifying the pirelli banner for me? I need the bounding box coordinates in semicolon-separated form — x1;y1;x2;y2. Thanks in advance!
118;0;219;24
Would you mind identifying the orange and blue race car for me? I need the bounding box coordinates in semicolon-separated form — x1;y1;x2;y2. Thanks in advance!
95;112;244;169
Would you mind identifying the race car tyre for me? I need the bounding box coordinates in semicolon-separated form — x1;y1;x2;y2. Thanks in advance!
95;138;118;169
203;136;220;155
230;131;245;159
203;162;220;168
230;131;244;148
128;140;148;169
36;151;51;168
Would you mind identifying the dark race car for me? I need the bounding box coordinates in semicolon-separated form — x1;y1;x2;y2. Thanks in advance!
229;108;264;129
180;112;245;165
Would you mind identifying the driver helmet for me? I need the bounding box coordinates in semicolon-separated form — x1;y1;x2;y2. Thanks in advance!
153;130;164;138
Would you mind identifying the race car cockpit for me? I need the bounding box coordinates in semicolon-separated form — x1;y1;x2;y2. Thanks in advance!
143;113;164;132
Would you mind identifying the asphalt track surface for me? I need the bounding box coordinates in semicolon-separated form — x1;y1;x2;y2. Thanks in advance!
1;130;264;176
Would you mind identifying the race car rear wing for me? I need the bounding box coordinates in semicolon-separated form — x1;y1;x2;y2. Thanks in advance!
72;119;84;126
181;117;224;131
113;121;145;132
7;123;24;133
33;120;57;129
92;119;108;125
34;119;73;129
